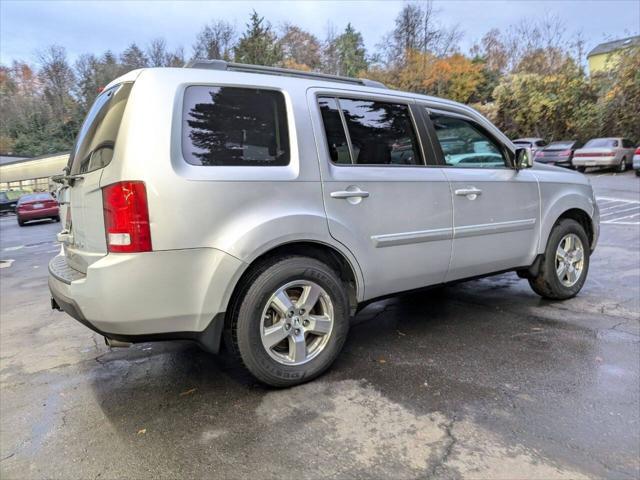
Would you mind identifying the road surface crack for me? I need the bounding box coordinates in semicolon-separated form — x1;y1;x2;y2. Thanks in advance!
425;417;457;479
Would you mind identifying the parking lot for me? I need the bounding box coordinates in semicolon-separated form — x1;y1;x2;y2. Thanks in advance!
0;170;638;479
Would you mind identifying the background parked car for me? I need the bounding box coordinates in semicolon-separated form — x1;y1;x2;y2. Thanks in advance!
0;191;21;215
633;146;640;176
573;137;636;173
16;192;59;226
513;138;548;156
534;140;582;168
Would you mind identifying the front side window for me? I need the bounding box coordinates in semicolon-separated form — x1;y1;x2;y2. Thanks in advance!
430;113;508;169
317;96;422;166
182;86;290;166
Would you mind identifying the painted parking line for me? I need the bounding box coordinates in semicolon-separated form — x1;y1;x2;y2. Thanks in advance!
600;205;640;217
596;196;640;226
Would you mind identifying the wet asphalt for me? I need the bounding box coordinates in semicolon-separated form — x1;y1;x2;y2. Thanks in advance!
0;170;638;479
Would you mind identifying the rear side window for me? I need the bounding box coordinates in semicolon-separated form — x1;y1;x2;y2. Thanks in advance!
182;86;290;166
317;96;422;166
318;97;351;164
70;83;133;175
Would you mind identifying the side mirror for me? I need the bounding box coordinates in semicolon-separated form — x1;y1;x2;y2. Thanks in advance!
514;147;533;170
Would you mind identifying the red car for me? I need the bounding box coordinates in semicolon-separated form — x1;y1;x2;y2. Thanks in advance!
16;192;60;226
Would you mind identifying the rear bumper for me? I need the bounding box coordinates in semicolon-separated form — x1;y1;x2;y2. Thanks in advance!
572;156;617;167
18;207;59;220
633;155;640;170
537;158;572;166
48;248;245;350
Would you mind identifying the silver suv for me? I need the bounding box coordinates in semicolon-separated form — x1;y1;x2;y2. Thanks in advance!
49;61;600;387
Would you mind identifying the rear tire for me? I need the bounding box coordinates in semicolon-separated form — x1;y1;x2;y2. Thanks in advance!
618;157;627;173
635;169;640;177
17;219;24;227
226;256;350;387
53;216;60;222
528;219;590;300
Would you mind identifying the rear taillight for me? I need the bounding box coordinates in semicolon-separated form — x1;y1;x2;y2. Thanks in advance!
102;181;152;253
561;149;571;156
536;151;544;158
635;147;640;155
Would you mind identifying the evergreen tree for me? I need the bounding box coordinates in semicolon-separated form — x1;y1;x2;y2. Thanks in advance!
335;23;368;77
120;43;149;71
234;11;281;66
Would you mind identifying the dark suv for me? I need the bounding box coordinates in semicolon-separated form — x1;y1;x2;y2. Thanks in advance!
0;191;22;214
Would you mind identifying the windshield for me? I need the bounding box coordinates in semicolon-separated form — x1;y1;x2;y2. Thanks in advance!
585;138;618;148
69;82;133;175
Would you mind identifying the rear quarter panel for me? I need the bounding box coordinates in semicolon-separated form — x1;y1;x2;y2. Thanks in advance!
99;69;365;299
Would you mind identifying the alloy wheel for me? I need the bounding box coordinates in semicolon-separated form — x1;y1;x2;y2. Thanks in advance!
555;233;585;287
260;280;334;365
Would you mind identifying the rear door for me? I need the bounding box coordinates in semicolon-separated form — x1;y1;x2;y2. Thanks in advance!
424;108;540;281
62;83;132;273
309;91;453;300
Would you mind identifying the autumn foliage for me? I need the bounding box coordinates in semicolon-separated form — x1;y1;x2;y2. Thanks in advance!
1;5;638;157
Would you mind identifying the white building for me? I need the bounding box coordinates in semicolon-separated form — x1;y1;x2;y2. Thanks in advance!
0;153;69;192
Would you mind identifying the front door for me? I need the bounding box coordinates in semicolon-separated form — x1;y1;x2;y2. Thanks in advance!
425;109;540;281
309;92;453;301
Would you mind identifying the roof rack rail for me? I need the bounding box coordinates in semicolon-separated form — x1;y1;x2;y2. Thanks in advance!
184;59;387;89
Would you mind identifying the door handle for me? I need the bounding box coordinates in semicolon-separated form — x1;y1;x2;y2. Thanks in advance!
330;189;370;199
455;187;483;199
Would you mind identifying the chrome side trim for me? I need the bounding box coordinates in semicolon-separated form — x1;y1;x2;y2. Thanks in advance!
455;218;536;239
371;218;536;248
372;227;454;248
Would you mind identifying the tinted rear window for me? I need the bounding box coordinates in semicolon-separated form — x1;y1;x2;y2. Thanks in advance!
547;141;575;149
585;139;618;148
69;83;133;175
317;96;422;166
182;86;290;166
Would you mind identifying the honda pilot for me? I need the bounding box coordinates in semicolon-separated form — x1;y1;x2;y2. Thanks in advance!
49;61;600;387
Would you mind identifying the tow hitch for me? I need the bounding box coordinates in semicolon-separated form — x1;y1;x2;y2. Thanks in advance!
51;297;62;311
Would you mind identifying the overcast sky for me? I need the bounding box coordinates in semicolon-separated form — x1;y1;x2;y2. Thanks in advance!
1;0;639;65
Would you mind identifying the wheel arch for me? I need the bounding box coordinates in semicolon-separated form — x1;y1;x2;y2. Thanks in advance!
222;239;364;322
542;206;596;254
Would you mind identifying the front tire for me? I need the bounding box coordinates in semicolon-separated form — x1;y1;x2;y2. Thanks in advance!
227;256;350;387
528;219;590;300
17;219;24;227
577;166;586;173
